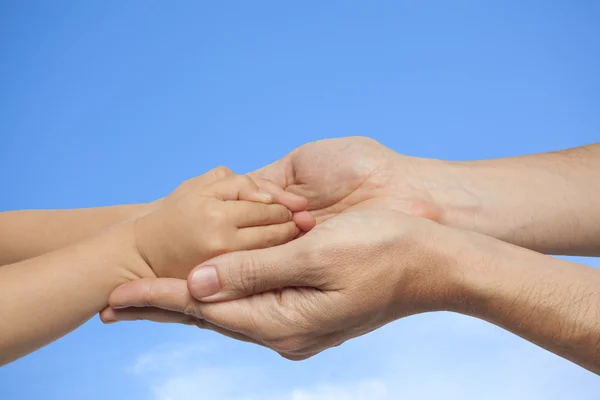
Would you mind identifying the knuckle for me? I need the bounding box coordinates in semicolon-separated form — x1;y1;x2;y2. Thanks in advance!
355;136;381;146
203;209;232;235
275;205;293;221
143;280;157;307
226;253;260;294
182;301;200;317
190;317;207;328
206;207;228;223
212;166;234;180
204;234;230;256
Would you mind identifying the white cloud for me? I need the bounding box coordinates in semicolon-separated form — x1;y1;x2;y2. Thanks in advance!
131;342;213;375
151;366;262;400
132;310;600;400
132;341;391;400
287;380;388;400
153;372;388;400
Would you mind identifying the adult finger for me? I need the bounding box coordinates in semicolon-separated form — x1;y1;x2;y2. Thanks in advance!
107;278;281;344
108;278;195;314
185;294;281;342
100;306;192;325
107;278;285;346
100;307;264;347
249;156;292;189
186;240;316;302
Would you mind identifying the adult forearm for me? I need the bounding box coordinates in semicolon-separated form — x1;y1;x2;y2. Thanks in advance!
0;203;155;265
425;143;600;255
0;223;150;366
451;231;600;374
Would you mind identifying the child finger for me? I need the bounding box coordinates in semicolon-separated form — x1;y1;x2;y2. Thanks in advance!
235;221;299;250
228;202;293;228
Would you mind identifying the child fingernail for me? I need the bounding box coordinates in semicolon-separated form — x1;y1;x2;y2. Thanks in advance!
257;190;273;202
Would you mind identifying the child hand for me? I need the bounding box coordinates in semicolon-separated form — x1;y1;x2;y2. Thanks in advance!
134;173;311;279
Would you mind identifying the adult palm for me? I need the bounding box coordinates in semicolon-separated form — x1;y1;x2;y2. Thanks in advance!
250;136;442;222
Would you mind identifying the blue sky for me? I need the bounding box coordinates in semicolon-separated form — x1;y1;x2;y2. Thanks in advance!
1;1;599;398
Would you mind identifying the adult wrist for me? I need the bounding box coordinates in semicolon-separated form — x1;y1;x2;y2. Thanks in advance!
406;157;525;247
437;227;527;317
386;218;508;317
413;155;599;255
386;219;476;317
411;158;487;232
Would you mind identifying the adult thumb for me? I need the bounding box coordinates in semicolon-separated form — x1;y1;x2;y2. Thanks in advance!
187;240;310;302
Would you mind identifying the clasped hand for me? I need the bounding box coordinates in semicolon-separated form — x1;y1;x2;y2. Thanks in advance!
101;137;455;360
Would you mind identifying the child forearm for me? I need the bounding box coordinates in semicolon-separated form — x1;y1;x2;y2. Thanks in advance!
0;203;155;266
0;223;152;365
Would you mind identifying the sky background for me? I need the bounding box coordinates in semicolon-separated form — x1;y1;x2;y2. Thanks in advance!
1;1;599;399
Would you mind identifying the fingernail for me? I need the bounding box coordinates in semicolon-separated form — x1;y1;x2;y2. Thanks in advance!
190;266;220;299
112;306;128;310
256;190;273;203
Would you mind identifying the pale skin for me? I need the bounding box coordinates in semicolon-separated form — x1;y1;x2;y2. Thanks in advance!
103;137;600;374
0;168;314;366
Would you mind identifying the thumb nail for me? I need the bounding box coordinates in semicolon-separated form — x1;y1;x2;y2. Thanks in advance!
189;266;220;299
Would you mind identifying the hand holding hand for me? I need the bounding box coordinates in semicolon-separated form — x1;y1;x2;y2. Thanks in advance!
102;137;465;356
104;210;463;359
135;167;314;279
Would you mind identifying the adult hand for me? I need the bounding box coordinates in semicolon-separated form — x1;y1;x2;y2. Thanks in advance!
102;138;600;370
248;136;449;222
250;137;600;256
101;137;460;356
102;209;463;359
104;206;600;373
